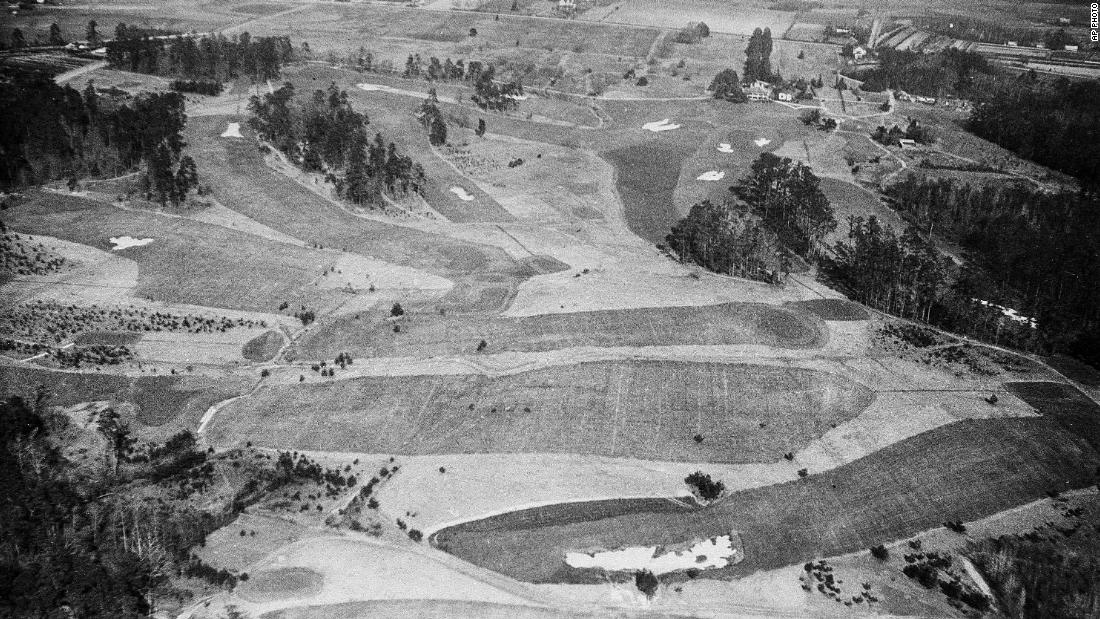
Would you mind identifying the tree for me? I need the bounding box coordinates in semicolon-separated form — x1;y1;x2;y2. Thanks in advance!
475;118;486;137
635;570;659;598
731;153;836;258
86;20;99;45
684;471;725;501
390;303;404;317
48;23;65;46
428;114;447;146
708;69;746;102
743;27;773;82
10;29;26;50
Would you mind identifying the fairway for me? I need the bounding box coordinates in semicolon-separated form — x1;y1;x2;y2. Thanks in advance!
209;361;872;462
434;416;1100;583
295;301;825;359
604;139;700;245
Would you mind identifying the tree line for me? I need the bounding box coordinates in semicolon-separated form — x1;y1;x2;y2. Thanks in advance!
850;48;994;98
248;82;426;206
0;75;198;205
881;174;1100;359
968;75;1100;190
107;29;292;83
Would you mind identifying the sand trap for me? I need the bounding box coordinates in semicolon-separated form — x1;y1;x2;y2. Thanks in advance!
642;119;681;132
449;186;474;201
696;171;726;181
717;143;735;153
566;534;742;574
109;236;154;250
221;122;243;138
754;138;772;147
974;299;1038;328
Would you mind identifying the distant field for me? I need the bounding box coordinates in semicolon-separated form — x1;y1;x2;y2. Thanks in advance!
261;599;626;619
210;361;872;462
434;416;1100;583
579;0;796;36
295;301;825;359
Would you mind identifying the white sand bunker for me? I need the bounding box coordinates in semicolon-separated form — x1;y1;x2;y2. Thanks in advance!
357;83;404;95
642;119;681;132
449;186;474;201
566;534;742;575
221;122;243;138
697;171;726;181
109;236;154;250
717;143;735;153
754;138;772;147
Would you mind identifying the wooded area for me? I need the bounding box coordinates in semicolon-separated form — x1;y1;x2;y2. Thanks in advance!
0;76;196;203
106;30;292;83
248;82;426;206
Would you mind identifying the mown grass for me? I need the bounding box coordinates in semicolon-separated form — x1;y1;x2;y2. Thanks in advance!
787;299;869;321
209;360;871;462
297;301;823;360
603;139;700;245
434;417;1100;583
5;192;339;314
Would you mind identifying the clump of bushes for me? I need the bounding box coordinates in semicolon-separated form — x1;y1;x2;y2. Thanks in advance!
684;471;724;501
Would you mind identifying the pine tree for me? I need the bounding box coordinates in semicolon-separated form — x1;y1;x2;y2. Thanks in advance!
49;23;65;46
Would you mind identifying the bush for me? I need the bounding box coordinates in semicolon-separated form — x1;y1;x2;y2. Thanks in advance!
635;569;659;598
390;303;404;317
684;471;725;501
408;529;423;542
870;544;889;560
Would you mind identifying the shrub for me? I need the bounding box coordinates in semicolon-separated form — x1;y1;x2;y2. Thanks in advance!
797;468;808;477
408;529;423;542
635;569;659;598
684;471;725;501
390;303;405;317
870;544;889;560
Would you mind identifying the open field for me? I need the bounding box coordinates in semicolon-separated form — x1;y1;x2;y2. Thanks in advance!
434;416;1100;583
260;599;646;619
579;0;796;36
185;115;558;313
295;301;824;359
209;361;872;462
1;192;347;314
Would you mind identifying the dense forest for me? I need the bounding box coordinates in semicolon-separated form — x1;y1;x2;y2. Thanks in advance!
665;152;833;282
665;199;785;283
851;48;995;98
106;29;292;82
249;82;426;206
0;75;197;204
879;175;1100;359
0;396;231;617
968;76;1100;190
730;153;836;259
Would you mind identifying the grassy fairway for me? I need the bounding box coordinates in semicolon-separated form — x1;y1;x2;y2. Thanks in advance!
296;301;824;360
433;416;1100;583
603;139;700;245
210;361;871;462
187;116;555;312
4;192;342;313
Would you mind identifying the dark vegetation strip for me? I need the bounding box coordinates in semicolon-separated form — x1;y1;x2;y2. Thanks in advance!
603;140;698;245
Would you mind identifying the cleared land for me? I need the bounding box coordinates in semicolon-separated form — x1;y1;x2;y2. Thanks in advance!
434;416;1100;583
296;301;824;359
579;0;795;36
209;361;872;462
